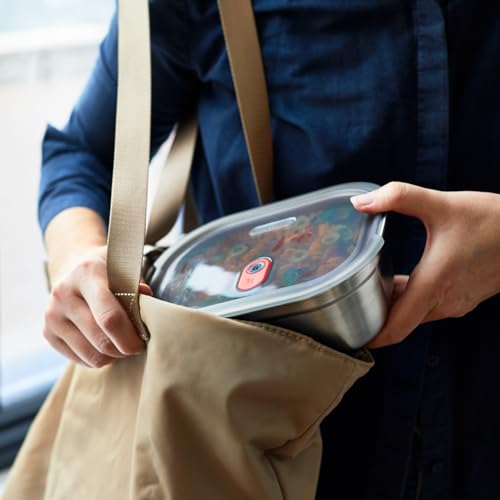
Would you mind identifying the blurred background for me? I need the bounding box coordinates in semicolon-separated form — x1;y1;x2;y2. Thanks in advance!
0;0;114;488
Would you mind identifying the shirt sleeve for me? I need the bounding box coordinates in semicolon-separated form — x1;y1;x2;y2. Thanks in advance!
38;4;198;234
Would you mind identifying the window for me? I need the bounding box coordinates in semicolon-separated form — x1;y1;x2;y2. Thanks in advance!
0;0;114;468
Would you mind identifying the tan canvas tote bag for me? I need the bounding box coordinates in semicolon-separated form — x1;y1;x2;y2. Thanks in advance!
2;1;374;499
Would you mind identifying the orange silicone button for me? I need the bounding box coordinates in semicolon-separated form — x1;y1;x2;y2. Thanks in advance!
237;257;272;291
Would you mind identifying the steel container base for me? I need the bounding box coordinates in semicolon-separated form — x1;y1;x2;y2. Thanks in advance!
243;257;393;353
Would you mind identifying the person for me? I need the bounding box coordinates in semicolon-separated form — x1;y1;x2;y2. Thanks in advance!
39;2;500;499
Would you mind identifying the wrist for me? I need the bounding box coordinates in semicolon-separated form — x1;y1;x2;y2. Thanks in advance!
47;245;107;287
44;207;107;287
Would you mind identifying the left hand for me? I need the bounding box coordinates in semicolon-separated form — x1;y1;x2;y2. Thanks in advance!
350;182;500;348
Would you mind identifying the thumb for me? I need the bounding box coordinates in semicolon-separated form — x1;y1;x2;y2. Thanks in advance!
350;182;442;221
367;260;438;348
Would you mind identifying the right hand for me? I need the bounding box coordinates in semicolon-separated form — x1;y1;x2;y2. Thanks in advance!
43;245;151;368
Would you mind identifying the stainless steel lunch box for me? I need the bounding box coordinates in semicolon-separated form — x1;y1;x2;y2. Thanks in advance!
148;182;393;352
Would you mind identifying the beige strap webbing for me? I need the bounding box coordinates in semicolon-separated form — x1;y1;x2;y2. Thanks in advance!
145;117;198;245
106;0;151;340
108;0;273;336
217;0;273;205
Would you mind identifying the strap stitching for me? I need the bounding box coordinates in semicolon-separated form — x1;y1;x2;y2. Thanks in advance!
114;292;136;322
114;292;150;342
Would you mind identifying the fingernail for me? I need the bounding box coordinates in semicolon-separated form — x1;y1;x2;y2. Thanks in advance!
350;193;375;207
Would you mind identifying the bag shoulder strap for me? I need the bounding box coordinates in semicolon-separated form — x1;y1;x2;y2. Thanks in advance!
108;0;273;335
145;118;198;245
218;0;273;205
107;0;151;339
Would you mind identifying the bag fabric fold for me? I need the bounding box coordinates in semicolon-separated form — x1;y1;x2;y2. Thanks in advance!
3;296;373;500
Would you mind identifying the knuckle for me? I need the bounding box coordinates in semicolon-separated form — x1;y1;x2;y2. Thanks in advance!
96;336;116;356
99;308;123;333
51;281;71;303
77;258;94;274
75;258;103;280
386;181;408;204
88;351;110;369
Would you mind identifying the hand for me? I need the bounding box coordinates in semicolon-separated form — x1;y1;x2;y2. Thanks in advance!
351;182;500;348
43;245;152;367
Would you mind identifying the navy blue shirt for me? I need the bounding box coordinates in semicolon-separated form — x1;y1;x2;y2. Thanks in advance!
39;1;500;498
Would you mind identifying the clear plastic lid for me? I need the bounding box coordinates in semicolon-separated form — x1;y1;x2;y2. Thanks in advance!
150;183;386;316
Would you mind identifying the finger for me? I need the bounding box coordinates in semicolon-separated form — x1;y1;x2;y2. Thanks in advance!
50;320;114;368
79;278;146;356
350;181;443;222
139;281;153;296
368;264;438;348
366;275;408;349
391;275;410;304
65;296;126;359
45;332;90;367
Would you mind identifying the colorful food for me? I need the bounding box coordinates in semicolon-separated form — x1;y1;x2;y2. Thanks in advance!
158;199;366;308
